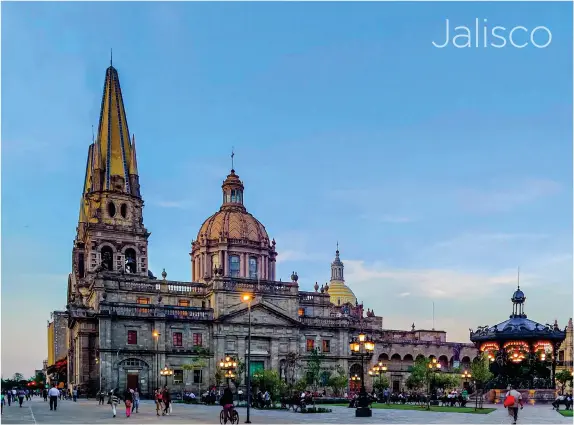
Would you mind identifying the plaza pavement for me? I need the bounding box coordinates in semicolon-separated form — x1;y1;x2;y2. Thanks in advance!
1;397;570;424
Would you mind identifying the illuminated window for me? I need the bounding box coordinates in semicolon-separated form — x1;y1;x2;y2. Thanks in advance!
322;340;331;353
127;330;137;345
212;254;220;271
173;332;183;347
229;255;240;277
193;333;203;347
137;297;150;313
298;308;305;317
306;339;315;352
178;299;190;307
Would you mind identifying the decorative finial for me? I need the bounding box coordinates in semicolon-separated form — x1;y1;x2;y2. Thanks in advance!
517;266;520;290
320;284;325;294
161;268;167;280
336;241;339;252
92;125;95;143
411;323;415;331
110;48;113;67
314;282;319;292
231;147;235;172
324;282;329;292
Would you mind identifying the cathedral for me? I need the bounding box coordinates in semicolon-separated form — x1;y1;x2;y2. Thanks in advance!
65;63;477;397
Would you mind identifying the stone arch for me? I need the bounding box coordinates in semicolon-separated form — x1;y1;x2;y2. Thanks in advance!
390;353;402;361
461;356;471;370
100;245;115;271
378;353;389;362
438;355;449;369
124;248;137;274
116;357;151;396
415;354;426;362
349;363;362;377
402;354;414;369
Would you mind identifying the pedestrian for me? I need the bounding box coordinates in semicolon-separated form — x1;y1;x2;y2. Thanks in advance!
73;387;78;402
18;389;25;407
504;385;524;425
133;388;140;413
123;388;133;418
154;388;163;416
162;386;171;416
6;390;11;407
108;388;120;418
48;384;60;411
43;388;48;402
58;388;62;401
98;390;105;405
1;392;4;415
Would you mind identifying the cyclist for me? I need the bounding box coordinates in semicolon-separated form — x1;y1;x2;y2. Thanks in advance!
220;387;234;424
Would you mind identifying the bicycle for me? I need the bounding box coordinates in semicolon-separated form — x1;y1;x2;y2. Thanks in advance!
220;406;239;424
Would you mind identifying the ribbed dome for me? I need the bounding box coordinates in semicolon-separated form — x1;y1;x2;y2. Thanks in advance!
329;282;357;306
197;209;269;244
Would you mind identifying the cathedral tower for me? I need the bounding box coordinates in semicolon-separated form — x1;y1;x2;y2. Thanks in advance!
327;244;357;306
72;63;149;286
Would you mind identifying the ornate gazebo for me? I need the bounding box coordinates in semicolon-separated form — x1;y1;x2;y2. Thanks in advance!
470;284;566;390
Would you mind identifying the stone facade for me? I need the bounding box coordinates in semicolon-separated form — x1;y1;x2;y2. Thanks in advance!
65;63;477;398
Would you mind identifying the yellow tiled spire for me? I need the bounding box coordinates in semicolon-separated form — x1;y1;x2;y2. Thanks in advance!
78;143;94;224
93;64;139;196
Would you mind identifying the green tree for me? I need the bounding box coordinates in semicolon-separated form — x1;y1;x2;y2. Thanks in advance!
470;353;493;390
232;358;246;388
183;358;207;394
327;366;348;396
294;378;307;393
252;370;285;402
372;374;390;392
12;373;24;382
555;369;573;394
405;358;427;390
306;348;325;391
214;366;224;387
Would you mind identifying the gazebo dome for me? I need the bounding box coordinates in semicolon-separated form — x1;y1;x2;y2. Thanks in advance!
511;288;525;303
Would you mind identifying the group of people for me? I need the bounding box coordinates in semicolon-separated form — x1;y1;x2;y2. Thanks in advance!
154;386;172;416
105;388;141;418
1;388;33;410
552;393;573;411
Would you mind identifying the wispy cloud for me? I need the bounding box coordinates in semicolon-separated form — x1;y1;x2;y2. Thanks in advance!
398;292;410;297
457;178;561;213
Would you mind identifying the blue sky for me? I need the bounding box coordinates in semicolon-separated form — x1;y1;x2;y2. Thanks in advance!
1;2;572;377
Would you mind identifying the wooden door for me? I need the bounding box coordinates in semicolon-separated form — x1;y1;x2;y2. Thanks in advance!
127;374;139;390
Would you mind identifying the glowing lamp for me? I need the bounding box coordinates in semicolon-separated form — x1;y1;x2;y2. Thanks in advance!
358;332;366;342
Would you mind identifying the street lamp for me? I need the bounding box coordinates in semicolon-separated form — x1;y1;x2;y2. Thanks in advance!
96;357;101;393
369;361;387;395
242;293;254;424
426;358;441;410
153;331;160;389
461;370;472;383
350;331;375;417
160;366;173;387
220;356;238;388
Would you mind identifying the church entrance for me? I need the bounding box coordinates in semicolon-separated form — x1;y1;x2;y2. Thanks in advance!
249;361;264;376
127;373;139;390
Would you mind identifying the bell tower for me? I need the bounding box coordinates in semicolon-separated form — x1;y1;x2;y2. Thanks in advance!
72;63;150;287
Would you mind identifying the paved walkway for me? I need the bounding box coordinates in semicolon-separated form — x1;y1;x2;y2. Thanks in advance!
1;397;570;424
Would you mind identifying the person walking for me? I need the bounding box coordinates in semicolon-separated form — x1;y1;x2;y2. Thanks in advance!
18;389;25;407
133;388;140;413
504;385;524;425
162;386;171;416
154;388;163;416
98;390;105;405
48;384;60;411
72;387;78;402
43;388;48;402
123;388;133;418
6;390;11;407
108;388;120;418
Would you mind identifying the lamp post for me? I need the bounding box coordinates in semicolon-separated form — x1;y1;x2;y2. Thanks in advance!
461;370;472;386
160;366;173;387
368;361;387;397
242;294;253;424
96;357;101;393
153;331;160;389
426;358;441;410
350;331;375;417
220;356;238;388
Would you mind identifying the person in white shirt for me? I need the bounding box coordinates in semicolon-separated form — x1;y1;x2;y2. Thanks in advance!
48;385;60;411
505;385;523;425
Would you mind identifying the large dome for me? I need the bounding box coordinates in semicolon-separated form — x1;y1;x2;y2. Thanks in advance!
197;209;269;244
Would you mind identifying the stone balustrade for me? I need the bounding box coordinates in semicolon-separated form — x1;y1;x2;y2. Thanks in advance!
99;302;214;320
104;278;209;295
299;291;331;305
301;316;350;328
213;278;298;296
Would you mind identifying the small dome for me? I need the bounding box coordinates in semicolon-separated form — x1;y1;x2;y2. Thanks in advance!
328;281;357;306
512;288;525;303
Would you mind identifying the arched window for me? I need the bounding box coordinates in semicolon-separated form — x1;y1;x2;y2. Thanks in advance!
101;246;114;271
229;255;240;278
78;253;85;278
211;254;220;272
125;248;137;273
249;257;258;279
